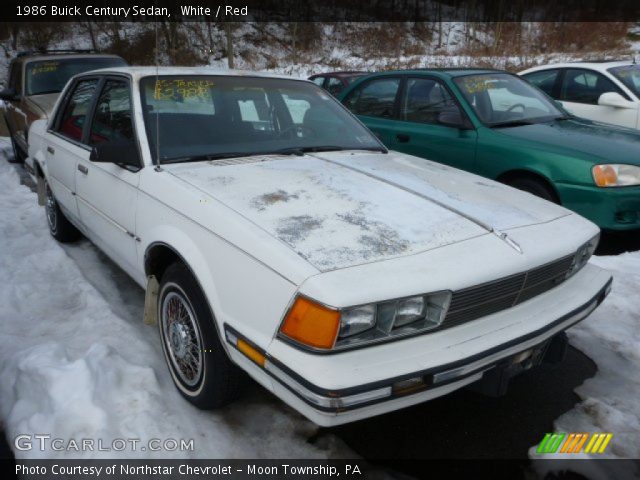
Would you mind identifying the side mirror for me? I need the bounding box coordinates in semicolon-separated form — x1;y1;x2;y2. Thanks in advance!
438;109;470;129
0;88;19;101
90;141;141;168
598;92;635;109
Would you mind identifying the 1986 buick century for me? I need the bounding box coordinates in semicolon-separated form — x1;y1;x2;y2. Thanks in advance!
27;67;612;426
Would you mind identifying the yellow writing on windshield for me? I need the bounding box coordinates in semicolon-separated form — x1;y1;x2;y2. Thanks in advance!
31;62;59;75
461;76;497;94
153;79;214;101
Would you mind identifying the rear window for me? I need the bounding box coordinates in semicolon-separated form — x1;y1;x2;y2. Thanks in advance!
25;57;127;96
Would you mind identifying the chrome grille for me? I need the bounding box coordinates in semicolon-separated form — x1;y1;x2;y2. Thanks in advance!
444;254;574;328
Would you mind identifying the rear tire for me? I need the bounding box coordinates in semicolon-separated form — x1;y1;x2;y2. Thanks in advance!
44;179;81;242
158;262;243;409
506;177;559;204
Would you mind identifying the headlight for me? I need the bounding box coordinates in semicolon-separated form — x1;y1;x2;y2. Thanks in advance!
280;292;451;351
567;233;599;278
592;164;640;187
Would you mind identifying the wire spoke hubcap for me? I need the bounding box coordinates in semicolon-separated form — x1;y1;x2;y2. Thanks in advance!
161;291;203;388
45;183;57;231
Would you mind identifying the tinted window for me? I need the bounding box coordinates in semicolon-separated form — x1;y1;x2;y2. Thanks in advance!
343;77;400;118
561;69;623;105
89;80;133;145
400;78;460;125
523;69;559;96
311;76;325;87
327;77;344;95
25;57;126;96
57;79;98;142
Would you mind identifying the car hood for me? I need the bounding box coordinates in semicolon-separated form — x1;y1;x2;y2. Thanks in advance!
26;92;60;118
166;151;570;271
495;118;640;165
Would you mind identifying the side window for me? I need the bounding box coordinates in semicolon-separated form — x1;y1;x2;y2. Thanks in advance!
56;79;98;142
89;79;134;145
8;62;22;94
327;77;344;96
311;76;325;87
523;69;559;97
343;77;400;118
561;69;624;105
400;78;460;125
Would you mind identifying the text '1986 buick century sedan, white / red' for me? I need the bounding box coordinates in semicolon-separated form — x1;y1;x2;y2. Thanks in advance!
27;67;612;426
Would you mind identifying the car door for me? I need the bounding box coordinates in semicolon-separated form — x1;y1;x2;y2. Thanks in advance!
383;76;478;172
559;68;637;128
75;76;140;275
46;77;101;221
342;76;402;145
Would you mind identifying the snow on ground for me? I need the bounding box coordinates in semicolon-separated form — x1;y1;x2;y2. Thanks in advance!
0;138;355;460
545;252;640;459
0;134;638;465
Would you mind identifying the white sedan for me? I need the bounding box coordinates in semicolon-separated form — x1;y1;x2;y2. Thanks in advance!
27;67;612;426
520;61;640;129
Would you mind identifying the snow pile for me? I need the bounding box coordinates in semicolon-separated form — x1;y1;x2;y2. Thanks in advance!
0;146;351;459
546;252;640;459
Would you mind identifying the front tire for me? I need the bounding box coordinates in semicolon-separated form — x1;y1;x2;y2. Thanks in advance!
44;179;81;242
158;262;243;409
507;177;559;204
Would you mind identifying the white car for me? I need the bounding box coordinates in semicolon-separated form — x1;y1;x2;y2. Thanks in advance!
520;61;640;129
27;67;612;426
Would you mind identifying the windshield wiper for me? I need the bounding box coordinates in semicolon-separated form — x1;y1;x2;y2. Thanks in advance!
273;145;386;155
490;119;537;128
162;148;321;164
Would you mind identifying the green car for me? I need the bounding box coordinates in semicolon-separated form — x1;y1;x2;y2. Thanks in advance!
338;69;640;231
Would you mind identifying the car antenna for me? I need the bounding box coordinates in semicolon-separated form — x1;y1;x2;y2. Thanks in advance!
154;21;162;172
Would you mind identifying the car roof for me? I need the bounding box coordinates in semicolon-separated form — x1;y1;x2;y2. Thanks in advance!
311;71;368;77
521;60;636;73
76;66;309;82
358;68;508;79
17;53;124;63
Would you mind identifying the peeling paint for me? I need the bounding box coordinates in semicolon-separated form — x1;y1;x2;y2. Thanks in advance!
251;189;301;211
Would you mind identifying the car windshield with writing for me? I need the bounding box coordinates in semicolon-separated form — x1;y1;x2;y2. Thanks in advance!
453;73;567;128
139;75;384;164
25;57;127;96
608;64;640;99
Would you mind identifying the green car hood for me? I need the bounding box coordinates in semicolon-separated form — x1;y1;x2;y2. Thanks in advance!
495;118;640;166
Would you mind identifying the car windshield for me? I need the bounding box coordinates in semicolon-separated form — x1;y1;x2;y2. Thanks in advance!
453;73;566;127
140;75;384;164
608;65;640;98
25;57;127;95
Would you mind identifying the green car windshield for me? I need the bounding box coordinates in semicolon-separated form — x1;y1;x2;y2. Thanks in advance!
140;75;384;164
453;73;566;127
608;65;640;99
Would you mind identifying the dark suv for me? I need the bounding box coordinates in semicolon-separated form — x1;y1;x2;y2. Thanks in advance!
0;50;126;166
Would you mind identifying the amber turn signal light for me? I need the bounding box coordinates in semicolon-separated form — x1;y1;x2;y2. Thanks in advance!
593;165;618;187
280;296;340;349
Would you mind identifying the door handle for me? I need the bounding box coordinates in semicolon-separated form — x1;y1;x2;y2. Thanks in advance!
396;133;410;143
47;146;55;154
77;164;88;175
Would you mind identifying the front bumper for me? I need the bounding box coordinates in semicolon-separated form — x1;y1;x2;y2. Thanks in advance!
226;264;612;426
557;182;640;231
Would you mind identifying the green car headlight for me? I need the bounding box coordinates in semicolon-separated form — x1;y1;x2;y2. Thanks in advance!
592;164;640;187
